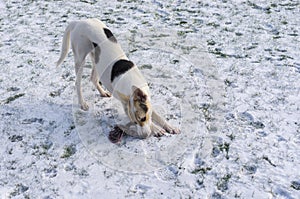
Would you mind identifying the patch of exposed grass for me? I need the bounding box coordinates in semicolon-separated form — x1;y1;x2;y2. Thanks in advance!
61;144;76;158
191;167;212;175
4;93;25;104
217;174;232;192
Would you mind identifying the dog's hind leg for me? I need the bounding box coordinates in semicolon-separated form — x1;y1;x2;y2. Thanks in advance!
73;43;90;110
90;52;111;97
72;37;94;111
74;58;89;111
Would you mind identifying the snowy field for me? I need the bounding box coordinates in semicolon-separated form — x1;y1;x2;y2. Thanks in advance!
0;0;299;198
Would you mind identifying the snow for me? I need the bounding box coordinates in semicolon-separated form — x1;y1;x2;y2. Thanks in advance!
0;0;299;198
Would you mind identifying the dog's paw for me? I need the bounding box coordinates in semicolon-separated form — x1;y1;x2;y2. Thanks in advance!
152;124;166;137
101;91;111;98
80;101;89;111
164;125;180;134
153;130;166;137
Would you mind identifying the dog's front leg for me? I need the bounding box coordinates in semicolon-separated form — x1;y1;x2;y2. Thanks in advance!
151;123;166;137
90;66;111;97
90;53;111;97
152;111;180;134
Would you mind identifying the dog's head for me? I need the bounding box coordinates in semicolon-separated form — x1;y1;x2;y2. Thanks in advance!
117;86;152;137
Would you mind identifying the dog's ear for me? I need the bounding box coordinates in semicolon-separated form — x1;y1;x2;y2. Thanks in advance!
132;86;147;102
116;91;130;103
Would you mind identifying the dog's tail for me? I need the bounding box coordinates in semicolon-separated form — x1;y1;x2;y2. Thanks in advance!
56;21;77;67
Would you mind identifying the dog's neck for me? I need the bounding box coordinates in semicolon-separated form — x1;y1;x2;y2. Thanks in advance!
94;37;149;100
112;66;149;99
96;39;127;92
97;39;126;78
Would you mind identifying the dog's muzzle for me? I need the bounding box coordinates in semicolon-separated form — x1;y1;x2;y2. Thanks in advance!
136;124;152;138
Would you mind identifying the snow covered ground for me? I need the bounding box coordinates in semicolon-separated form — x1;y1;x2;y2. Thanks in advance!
0;0;299;198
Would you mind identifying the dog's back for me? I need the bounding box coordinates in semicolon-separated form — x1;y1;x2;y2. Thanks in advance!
56;19;114;68
57;19;131;93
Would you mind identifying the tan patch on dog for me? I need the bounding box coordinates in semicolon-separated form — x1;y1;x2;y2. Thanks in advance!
132;87;151;126
116;88;151;130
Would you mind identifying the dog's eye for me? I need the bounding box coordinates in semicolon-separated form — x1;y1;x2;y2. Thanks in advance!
140;117;146;122
140;104;148;113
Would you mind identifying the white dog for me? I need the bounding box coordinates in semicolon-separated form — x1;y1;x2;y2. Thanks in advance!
56;18;179;141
